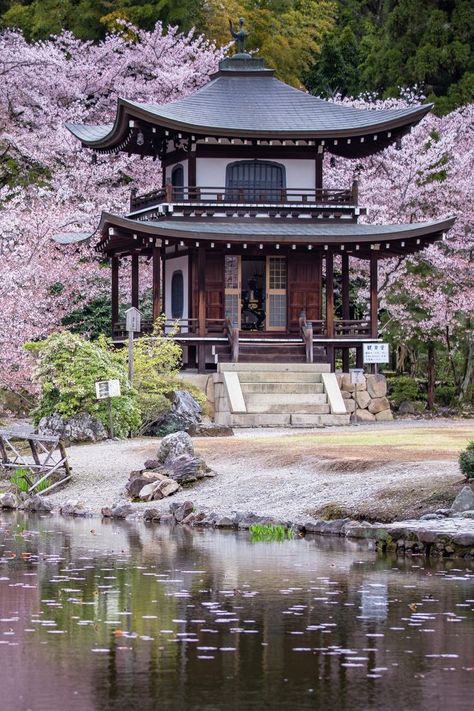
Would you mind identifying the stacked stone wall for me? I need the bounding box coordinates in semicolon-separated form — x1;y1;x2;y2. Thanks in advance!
336;373;393;423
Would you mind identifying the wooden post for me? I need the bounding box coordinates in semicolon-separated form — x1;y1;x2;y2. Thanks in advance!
427;340;435;410
131;254;139;308
152;243;161;322
326;251;334;339
188;155;197;199
197;245;206;336
370;251;378;338
315;153;323;198
111;256;119;332
341;252;350;372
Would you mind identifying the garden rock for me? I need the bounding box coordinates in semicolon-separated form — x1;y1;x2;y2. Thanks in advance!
126;470;169;499
152;390;202;435
375;410;394;421
168;454;214;483
451;486;474;513
171;500;194;522
158;431;194;464
366;374;388;398
0;492;18;509
215;515;236;528
23;495;53;513
355;390;371;409
368;396;390;414
351;409;375;423
101;500;132;518
140;478;180;501
143;508;161;522
344;399;356;414
38;412;108;444
188;422;234;437
398;400;416;415
60;499;93;517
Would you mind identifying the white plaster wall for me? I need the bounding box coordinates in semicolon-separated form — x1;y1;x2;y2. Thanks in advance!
165;255;189;328
165;160;189;186
196;157;315;195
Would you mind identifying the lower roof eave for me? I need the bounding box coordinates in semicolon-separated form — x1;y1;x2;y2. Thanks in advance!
97;212;455;256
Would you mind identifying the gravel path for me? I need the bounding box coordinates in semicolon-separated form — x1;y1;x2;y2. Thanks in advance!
46;419;473;521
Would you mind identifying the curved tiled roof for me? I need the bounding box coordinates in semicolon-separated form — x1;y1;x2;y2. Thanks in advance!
66;57;432;151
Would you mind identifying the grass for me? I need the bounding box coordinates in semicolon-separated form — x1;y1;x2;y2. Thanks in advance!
249;524;293;542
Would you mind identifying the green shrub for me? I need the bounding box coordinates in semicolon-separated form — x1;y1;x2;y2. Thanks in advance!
249;524;293;542
10;467;31;493
388;375;421;407
436;384;456;407
459;441;474;480
26;331;141;438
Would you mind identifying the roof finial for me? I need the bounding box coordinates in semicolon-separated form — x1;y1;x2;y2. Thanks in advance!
229;17;249;56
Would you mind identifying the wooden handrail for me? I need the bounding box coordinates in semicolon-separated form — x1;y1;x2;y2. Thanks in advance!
225;317;239;362
130;185;355;211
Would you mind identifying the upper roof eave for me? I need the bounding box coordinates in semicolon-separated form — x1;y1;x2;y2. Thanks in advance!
66;95;433;151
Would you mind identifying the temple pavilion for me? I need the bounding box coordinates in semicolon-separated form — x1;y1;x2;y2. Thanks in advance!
65;32;454;375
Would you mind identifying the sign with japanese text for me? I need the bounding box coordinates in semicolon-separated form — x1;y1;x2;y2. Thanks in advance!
95;379;121;400
125;307;142;333
349;368;365;385
363;342;390;364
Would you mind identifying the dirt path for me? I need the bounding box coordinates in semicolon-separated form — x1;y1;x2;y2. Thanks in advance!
43;419;473;523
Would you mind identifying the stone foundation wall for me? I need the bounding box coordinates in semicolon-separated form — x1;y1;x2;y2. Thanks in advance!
336;373;393;422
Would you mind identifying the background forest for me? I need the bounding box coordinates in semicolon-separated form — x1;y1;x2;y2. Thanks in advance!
0;0;473;411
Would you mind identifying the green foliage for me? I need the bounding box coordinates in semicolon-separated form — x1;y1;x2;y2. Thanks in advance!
26;331;141;438
388;375;421;407
436;384;456;407
249;524;293;542
459;441;474;480
62;294;111;340
10;467;31;493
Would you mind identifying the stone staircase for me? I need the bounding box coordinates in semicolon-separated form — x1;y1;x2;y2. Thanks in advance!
213;363;350;427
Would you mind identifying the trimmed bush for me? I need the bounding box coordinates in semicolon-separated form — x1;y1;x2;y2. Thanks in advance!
388;375;421;407
459;441;474;480
436;384;456;407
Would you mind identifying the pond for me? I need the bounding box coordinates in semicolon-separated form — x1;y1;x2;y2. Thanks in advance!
0;513;473;711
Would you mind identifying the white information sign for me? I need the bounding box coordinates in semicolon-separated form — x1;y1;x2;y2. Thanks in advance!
95;379;121;400
363;342;390;364
125;307;142;333
349;368;365;385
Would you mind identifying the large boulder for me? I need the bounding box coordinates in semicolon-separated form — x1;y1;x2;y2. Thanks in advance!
158;431;194;464
23;495;53;513
344;398;356;413
351;409;376;423
375;410;394;421
60;499;92;517
354;390;371;409
366;374;388;398
451;486;474;513
149;390;202;435
187;421;234;437
368;396;390;414
341;373;366;393
101;500;133;518
38;412;108;443
139;478;180;501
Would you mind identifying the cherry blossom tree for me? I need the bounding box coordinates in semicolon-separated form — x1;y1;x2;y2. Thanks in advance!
0;23;222;391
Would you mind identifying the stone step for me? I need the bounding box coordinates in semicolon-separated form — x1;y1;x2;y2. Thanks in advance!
238;372;323;383
247;402;331;415
218;362;331;373
290;413;350;426
227;413;292;427
241;382;325;394
245;393;327;407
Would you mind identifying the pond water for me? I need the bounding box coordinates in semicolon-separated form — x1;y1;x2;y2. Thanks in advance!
0;513;473;711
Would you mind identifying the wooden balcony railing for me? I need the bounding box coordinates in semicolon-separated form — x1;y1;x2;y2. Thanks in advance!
112;317;372;340
130;185;356;212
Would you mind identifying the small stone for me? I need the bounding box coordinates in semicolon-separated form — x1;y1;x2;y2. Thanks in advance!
181;513;196;525
103;500;133;518
143;508;161;522
157;480;180;498
23;495;53;513
126;470;169;499
398;400;416;415
172;500;194;522
460;510;474;519
436;508;452;517
159;514;175;525
101;507;113;517
215;516;235;528
188;422;234;437
451;486;474;513
60;499;91;517
0;492;18;509
420;513;442;521
143;459;161;470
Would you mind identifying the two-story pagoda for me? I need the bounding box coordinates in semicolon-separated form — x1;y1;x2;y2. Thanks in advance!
66;40;454;374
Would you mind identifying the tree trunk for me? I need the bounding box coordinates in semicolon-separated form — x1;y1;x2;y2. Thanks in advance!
460;335;474;403
427;341;435;410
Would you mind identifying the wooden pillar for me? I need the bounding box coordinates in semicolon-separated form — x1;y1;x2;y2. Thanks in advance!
325;251;334;338
188;155;196;199
152;243;161;322
341;252;350;372
370;251;378;338
197;245;206;336
131;254;139;308
111;256;119;332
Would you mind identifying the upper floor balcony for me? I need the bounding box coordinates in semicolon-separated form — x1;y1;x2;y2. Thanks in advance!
129;183;360;216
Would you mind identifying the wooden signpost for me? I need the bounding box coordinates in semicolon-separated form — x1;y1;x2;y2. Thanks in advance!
95;379;121;438
349;367;365;425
